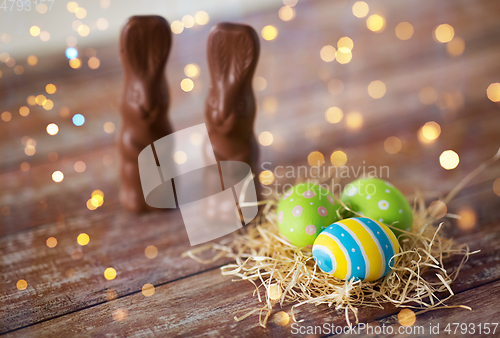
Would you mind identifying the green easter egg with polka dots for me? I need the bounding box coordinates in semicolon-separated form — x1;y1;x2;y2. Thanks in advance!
277;183;340;247
340;178;413;237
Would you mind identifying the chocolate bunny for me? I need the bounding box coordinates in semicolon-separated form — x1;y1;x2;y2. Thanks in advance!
118;16;173;212
205;22;261;177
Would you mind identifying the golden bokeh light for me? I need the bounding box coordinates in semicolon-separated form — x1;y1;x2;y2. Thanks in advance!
40;31;50;42
434;24;454;43
337;37;353;52
145;245;158;259
104;267;117;280
77;233;90;246
17;279;28;291
493;178;500;197
92;190;104;198
103;121;115;133
46;123;59;135
182;15;195;29
69;58;82;69
30;26;41;37
171;20;184;34
486;83;500;102
330;150;348;167
428;200;447;219
418;121;441;144
52;171;64;183
395;22;414;40
194;11;210;25
142;283;155;297
447;37;465;56
398;309;416;327
325;106;343;124
2;111;12;122
254;76;267;91
184;63;200;78
67;1;78;13
268;284;282;300
75;7;87;19
19;106;30;117
279;6;295;21
27;95;36;105
88;57;100;69
259;131;274;146
274;311;290;326
24;145;36;156
352;1;369;18
14;65;24;75
283;0;298;6
46;237;57;248
346;111;363;130
0;52;9;62
43;99;54;110
457;206;476;231
336;49;352;64
36;94;47;105
439;150;459;170
367;80;386;98
5;57;16;67
366;14;385;32
261;25;278;41
45;84;57;94
180;78;194;92
112;308;127;321
174;151;187;164
320;45;336;62
97;18;109;31
328;79;344;95
259;170;275;185
86;199;97;210
78;24;90;37
419;86;438;105
27;55;38;66
20;162;30;172
74;160;86;173
384;136;402;154
307;151;325;167
262;96;278;113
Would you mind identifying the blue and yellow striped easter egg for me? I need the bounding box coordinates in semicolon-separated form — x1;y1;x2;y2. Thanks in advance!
312;217;399;281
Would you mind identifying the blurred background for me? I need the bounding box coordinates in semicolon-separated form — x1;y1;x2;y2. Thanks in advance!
1;0;500;233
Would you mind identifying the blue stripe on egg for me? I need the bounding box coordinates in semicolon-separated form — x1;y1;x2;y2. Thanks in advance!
312;245;336;274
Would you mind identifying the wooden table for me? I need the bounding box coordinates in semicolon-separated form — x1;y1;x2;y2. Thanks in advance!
1;0;500;336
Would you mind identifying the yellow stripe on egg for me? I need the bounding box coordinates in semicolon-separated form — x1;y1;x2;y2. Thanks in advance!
315;233;350;280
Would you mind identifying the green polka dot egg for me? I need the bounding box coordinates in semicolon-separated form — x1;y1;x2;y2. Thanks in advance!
340;178;413;236
277;183;340;247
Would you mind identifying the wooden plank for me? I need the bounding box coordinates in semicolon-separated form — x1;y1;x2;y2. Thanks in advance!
1;187;500;335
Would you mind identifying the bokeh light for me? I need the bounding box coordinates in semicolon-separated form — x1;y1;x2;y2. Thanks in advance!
182;15;195;29
67;2;78;13
366;14;385;32
307;151;325;167
24;145;36;156
46;123;59;135
346;111;363;130
142;283;155;297
367;80;386;98
439;150;460;170
16;279;28;291
69;58;82;69
43;99;54;110
103;122;115;133
112;309;127;321
418;121;441;143
174;151;187;164
104;267;117;280
384;136;402;154
279;6;295;21
283;0;298;6
434;24;455;43
75;7;87;19
447;37;465;56
1;111;12;122
20;162;30;172
46;84;57;94
261;25;278;41
352;1;369;18
398;309;416;327
46;237;57;248
428;200;447;219
88;57;100;69
171;20;184;34
259;131;274;146
330;150;347;167
457;206;477;231
337;37;353;52
30;26;40;37
74;160;86;173
254;76;267;91
19;106;30;117
259;170;275;185
336;49;352;64
78;25;90;37
320;45;336;62
268;284;282;300
274;311;290;326
395;22;414;40
14;65;24;75
73;114;85;126
97;18;109;31
194;11;210;25
77;233;90;246
52;171;64;182
27;55;38;66
180;78;194;92
325;107;343;123
184;63;200;78
145;245;158;259
486;83;500;102
40;31;50;42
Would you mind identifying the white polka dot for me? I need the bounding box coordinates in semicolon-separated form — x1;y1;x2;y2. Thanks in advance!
278;210;283;223
345;185;358;196
386;245;388;248
310;202;313;205
351;248;355;252
318;261;322;265
385;189;390;193
378;200;390;210
377;231;380;234
399;209;403;214
341;233;344;237
366;195;371;200
379;218;384;222
292;205;303;217
290;198;293;202
290;228;294;232
357;266;360;270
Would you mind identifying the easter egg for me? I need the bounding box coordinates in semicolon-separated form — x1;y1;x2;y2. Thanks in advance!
312;217;400;281
277;183;340;247
340;178;412;236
